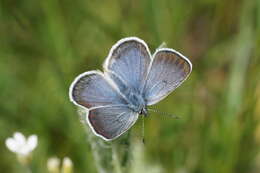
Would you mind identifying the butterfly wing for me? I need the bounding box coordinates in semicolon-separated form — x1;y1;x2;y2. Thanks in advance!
70;70;138;140
69;70;127;109
143;48;192;105
87;106;138;140
103;37;151;93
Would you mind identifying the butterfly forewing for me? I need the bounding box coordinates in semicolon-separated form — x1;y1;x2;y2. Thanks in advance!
104;38;151;93
70;71;127;109
143;49;192;105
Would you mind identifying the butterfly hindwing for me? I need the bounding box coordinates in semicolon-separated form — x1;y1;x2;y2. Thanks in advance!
87;106;138;140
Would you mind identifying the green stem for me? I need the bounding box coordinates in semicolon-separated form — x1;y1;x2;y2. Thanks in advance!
78;108;131;173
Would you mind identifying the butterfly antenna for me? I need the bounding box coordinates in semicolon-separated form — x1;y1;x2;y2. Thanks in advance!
147;108;180;119
157;42;167;49
142;115;145;144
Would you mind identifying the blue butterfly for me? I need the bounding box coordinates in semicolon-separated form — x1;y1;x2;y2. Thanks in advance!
69;37;192;141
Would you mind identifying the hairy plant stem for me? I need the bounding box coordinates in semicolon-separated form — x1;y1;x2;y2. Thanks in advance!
78;108;132;173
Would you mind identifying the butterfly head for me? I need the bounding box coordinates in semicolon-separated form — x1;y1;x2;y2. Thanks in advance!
139;107;148;117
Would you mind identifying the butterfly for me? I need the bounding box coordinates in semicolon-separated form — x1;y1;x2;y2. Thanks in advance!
69;37;192;141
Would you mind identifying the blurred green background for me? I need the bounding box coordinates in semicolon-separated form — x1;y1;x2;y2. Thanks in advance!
1;0;260;172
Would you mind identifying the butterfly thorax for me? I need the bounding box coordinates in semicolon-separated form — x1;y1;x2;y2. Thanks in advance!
126;90;147;116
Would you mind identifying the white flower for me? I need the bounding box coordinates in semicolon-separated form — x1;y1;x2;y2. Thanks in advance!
62;157;73;173
63;157;72;167
47;156;73;173
5;132;38;156
47;157;60;173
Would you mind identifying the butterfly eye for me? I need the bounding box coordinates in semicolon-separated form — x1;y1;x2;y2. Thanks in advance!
139;108;148;116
